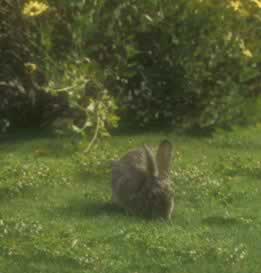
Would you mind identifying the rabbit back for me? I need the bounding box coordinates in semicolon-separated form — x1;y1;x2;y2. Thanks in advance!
112;148;148;206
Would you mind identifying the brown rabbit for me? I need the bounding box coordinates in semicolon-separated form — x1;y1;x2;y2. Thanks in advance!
112;140;174;219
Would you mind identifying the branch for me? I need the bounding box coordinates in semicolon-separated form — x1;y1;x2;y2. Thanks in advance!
83;109;100;154
46;82;86;93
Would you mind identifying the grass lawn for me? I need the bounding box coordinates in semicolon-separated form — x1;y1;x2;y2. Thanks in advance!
0;126;261;273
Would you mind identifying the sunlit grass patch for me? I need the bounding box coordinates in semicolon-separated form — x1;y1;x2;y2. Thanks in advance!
0;126;260;273
0;154;73;199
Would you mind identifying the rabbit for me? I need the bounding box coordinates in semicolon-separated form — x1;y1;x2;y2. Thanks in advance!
112;140;174;219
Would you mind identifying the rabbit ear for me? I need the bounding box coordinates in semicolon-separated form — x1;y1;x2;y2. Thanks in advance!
156;140;173;180
144;145;158;177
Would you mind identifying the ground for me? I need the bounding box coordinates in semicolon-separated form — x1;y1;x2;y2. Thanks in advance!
0;126;260;273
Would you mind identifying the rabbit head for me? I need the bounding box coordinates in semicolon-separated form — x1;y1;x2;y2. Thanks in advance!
112;140;174;219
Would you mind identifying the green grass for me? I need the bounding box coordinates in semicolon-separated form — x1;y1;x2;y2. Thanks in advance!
0;125;261;273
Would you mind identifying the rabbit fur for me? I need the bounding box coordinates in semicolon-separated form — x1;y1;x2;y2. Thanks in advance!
112;140;174;219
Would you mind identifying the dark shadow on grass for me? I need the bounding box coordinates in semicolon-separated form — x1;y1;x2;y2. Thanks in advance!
0;129;80;158
0;188;13;202
54;197;173;222
84;201;125;217
202;216;241;226
52;198;125;219
0;187;39;204
111;123;172;137
0;128;52;143
76;170;107;185
112;124;216;140
182;127;214;138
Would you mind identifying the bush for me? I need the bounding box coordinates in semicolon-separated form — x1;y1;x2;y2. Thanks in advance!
0;0;54;130
1;0;260;133
88;0;260;128
0;0;119;142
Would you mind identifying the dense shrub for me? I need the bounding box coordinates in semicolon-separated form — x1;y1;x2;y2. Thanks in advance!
0;0;119;141
0;0;260;133
88;0;260;128
0;0;59;131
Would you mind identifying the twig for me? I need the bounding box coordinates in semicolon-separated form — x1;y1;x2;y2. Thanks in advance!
46;82;86;93
84;108;100;154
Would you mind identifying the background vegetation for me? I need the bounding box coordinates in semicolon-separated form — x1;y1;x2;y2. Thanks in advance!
1;0;260;137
